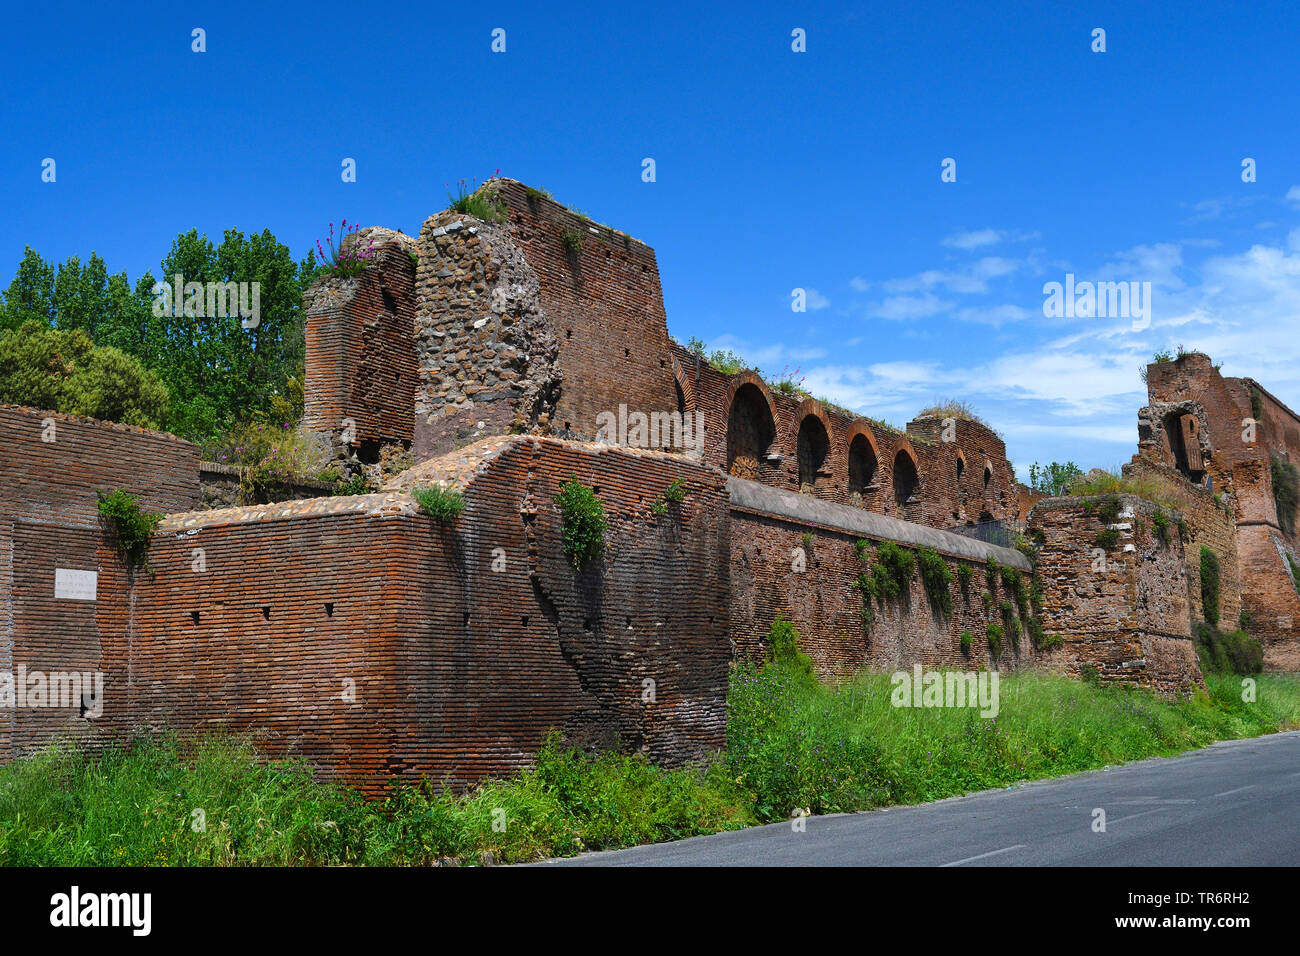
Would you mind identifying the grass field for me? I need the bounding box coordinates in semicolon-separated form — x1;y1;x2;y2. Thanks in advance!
1;666;1296;865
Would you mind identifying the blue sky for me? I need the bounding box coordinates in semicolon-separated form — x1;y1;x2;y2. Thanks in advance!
6;0;1300;481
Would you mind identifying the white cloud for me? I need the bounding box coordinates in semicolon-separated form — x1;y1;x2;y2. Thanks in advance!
941;228;1040;250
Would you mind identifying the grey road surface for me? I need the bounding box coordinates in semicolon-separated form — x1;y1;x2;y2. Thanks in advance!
543;730;1300;866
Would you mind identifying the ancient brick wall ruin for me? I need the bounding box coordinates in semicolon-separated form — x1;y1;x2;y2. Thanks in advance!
303;228;418;460
1030;495;1201;694
13;435;730;793
670;342;1021;531
1139;351;1300;669
0;405;200;762
727;477;1036;677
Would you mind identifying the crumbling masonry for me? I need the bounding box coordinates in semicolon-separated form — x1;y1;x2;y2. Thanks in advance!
2;180;1294;791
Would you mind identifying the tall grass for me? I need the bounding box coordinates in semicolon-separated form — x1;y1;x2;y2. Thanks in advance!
2;669;1297;865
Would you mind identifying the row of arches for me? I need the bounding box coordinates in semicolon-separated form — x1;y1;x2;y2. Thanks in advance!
726;382;922;509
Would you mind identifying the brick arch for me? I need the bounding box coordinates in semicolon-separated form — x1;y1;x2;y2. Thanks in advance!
845;421;881;499
726;376;778;480
889;439;921;513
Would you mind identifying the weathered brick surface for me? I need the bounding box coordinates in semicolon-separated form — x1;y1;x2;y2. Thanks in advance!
0;405;200;762
81;437;730;794
1030;495;1201;694
670;342;1021;530
727;482;1037;677
1140;351;1300;668
303;228;418;454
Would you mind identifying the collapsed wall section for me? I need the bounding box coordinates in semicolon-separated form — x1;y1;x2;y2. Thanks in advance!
411;179;678;458
1030;494;1201;695
303;228;418;457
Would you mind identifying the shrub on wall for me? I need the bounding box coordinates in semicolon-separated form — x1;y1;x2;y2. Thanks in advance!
447;179;507;223
414;485;464;523
1271;455;1299;536
556;477;607;568
959;630;973;656
96;489;163;566
985;623;1004;659
873;541;915;600
1200;545;1221;625
915;547;954;618
766;613;815;681
1192;621;1263;675
956;562;973;590
1094;528;1121;550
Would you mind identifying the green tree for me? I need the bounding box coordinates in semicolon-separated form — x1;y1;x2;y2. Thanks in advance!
1028;461;1084;496
0;321;169;427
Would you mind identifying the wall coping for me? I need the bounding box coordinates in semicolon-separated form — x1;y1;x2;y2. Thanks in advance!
0;403;197;448
727;476;1032;569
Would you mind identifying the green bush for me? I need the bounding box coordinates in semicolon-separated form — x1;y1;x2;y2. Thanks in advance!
765;614;815;681
1272;455;1299;536
873;541;915;600
1192;621;1263;675
1094;528;1121;550
413;485;465;522
915;547;954;617
96;489;162;565
959;630;973;656
986;623;1004;658
664;477;687;504
448;180;507;223
0;321;169;428
1152;509;1171;546
1200;546;1220;625
556;477;606;568
956;562;973;589
985;555;999;591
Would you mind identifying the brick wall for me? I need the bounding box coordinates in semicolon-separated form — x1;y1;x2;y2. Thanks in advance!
81;437;731;794
1140;351;1300;668
669;342;1021;530
728;477;1036;677
0;404;200;761
303;228;418;455
1030;495;1201;694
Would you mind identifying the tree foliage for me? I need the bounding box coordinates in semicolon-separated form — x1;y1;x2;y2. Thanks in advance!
0;232;321;442
0;321;168;428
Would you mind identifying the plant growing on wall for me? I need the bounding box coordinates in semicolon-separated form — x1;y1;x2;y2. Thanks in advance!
1094;528;1121;550
1152;508;1171;546
447;176;508;223
985;555;999;591
873;541;915;600
561;227;585;254
956;561;973;590
985;623;1004;659
1271;454;1299;536
959;630;973;656
556;477;606;568
766;613;815;680
1200;545;1220;626
313;220;377;277
915;546;953;618
414;485;464;523
96;489;162;566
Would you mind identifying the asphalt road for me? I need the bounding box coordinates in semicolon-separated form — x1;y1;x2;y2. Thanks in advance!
544;730;1300;866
